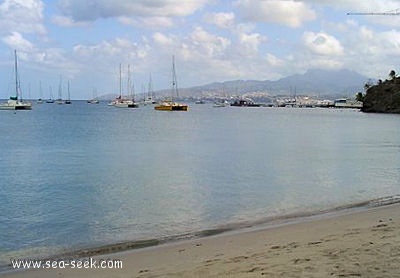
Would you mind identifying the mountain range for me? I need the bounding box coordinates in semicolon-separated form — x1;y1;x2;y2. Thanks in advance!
101;69;370;100
172;69;370;98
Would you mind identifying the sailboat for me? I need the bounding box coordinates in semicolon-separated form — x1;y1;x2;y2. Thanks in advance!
88;88;99;104
143;74;156;105
55;75;64;104
0;50;32;110
65;80;71;104
37;81;43;104
112;64;139;108
154;56;188;111
46;86;54;103
213;85;229;107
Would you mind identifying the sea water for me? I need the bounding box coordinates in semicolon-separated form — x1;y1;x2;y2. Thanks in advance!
1;102;400;267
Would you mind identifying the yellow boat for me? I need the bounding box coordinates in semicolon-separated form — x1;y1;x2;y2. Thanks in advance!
155;56;188;112
155;100;188;111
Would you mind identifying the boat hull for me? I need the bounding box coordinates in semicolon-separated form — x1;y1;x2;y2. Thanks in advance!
15;104;32;110
230;100;260;107
0;100;32;110
114;102;139;108
154;104;188;111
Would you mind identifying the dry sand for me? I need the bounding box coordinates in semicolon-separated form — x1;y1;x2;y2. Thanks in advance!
3;203;400;278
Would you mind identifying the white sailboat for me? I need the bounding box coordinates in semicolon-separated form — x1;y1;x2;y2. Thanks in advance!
46;86;55;103
55;75;64;104
113;64;139;108
88;88;99;104
37;81;43;104
0;50;32;110
65;80;71;104
143;74;156;105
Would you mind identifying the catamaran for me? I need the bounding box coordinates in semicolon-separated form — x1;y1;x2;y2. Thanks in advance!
0;50;32;110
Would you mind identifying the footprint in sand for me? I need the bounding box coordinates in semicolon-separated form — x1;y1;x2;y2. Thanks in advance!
343;228;361;236
270;245;284;250
227;256;249;263
308;241;323;246
287;242;300;249
321;234;339;242
372;223;395;232
293;258;311;264
246;266;266;273
203;258;221;266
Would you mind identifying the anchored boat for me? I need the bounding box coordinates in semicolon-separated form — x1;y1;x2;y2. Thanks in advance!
155;56;188;111
0;50;31;110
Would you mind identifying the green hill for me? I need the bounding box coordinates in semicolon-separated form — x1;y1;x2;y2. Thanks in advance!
362;77;400;113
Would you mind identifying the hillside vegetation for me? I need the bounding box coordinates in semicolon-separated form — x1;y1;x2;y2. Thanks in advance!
362;71;400;113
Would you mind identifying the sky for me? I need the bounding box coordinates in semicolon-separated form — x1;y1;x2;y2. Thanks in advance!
1;0;400;100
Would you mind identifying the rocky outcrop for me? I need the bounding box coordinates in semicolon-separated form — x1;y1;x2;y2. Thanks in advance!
362;79;400;113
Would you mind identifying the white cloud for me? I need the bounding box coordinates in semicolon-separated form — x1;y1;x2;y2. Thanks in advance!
2;32;35;51
57;0;210;21
51;15;90;27
189;27;231;58
235;23;257;34
72;37;151;75
74;38;144;59
304;0;399;12
153;32;175;47
303;31;344;56
118;16;174;29
235;0;316;28
379;30;400;55
358;26;374;41
0;0;46;35
342;24;400;75
238;32;264;56
203;12;235;29
265;53;284;67
1;32;76;77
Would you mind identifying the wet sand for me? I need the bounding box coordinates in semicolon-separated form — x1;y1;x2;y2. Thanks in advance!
3;203;400;277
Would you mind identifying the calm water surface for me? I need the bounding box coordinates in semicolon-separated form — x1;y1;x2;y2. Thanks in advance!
1;102;400;266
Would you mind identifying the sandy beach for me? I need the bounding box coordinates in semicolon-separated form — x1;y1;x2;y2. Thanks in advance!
3;203;400;278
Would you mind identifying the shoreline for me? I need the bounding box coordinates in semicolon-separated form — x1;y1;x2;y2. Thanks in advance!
2;195;400;272
3;197;400;277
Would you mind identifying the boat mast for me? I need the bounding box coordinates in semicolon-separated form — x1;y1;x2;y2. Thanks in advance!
39;81;43;99
127;64;134;100
119;63;122;98
172;55;178;98
127;64;130;98
58;75;63;100
148;73;153;100
14;49;19;100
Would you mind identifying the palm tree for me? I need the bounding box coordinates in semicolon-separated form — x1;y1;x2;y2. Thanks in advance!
389;70;396;81
356;92;364;102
